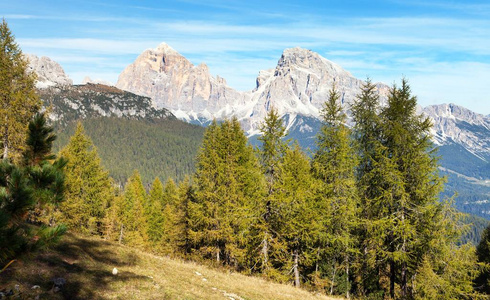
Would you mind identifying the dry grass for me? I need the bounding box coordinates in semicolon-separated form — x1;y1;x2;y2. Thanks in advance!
0;232;341;300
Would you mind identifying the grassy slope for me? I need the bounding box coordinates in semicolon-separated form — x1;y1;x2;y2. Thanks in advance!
1;233;338;300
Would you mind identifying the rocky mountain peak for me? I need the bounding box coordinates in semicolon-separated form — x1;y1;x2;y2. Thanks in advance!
116;43;247;118
25;54;73;88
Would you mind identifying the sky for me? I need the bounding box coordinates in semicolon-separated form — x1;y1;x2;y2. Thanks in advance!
2;0;490;114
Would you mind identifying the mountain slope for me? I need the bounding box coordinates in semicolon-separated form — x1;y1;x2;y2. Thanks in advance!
36;83;203;185
0;231;335;300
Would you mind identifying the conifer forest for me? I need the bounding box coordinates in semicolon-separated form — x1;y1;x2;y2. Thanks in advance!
2;18;490;300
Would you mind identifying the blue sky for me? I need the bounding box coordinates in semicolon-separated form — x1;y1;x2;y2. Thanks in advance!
2;0;490;114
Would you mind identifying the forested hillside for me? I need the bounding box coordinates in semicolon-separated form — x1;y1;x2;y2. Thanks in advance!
54;117;204;185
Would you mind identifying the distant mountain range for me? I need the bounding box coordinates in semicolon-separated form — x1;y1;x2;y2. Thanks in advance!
27;46;490;219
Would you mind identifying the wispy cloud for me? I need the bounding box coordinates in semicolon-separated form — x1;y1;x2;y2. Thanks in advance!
5;0;489;113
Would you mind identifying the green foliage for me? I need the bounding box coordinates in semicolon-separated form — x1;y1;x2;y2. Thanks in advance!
189;118;265;268
58;122;114;234
54;117;204;185
273;146;321;286
476;224;490;294
255;108;289;276
117;170;148;248
312;83;359;297
0;113;66;263
146;177;165;250
0;19;41;161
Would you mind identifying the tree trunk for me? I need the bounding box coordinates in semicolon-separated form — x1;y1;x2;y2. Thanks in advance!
330;262;337;295
2;121;8;160
390;259;395;299
217;245;220;263
262;232;269;270
346;254;350;299
118;224;124;244
293;249;300;288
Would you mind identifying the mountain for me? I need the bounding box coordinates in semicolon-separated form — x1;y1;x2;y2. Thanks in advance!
38;83;174;126
116;43;390;134
116;43;490;218
423;103;490;176
29;47;489;219
116;43;249;125
25;54;73;88
31;68;204;185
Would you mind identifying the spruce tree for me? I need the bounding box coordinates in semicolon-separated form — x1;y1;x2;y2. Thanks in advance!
312;83;358;297
0;19;41;161
58;122;114;234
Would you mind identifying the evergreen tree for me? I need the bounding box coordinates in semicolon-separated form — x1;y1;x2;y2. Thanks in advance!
190;118;264;269
312;83;358;297
0;19;41;161
0;113;66;263
475;223;490;294
58;122;113;234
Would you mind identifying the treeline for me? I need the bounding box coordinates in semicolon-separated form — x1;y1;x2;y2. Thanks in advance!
53;79;487;299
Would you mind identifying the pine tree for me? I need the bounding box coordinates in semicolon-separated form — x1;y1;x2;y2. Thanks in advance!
58;123;113;234
312;83;358;297
190;118;265;269
0;19;41;161
0;113;66;263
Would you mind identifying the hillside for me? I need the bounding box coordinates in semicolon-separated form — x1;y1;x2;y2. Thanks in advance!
0;232;336;300
36;82;205;185
53;117;204;185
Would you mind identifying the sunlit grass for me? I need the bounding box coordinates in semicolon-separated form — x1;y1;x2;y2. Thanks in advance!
1;232;340;299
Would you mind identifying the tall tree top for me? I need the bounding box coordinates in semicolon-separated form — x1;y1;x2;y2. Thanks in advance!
1;19;41;160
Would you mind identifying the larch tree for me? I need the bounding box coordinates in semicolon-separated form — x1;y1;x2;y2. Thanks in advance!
189;118;265;269
58;122;114;235
476;224;490;294
146;177;165;251
117;170;148;248
0;19;41;161
350;78;390;296
273;145;321;288
256;107;289;275
312;83;358;298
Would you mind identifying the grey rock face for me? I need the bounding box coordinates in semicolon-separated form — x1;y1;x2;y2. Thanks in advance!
116;42;249;122
116;44;389;133
38;83;174;126
423;103;490;161
25;54;73;88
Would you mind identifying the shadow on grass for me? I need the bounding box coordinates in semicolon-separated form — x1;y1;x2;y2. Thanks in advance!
0;233;153;300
